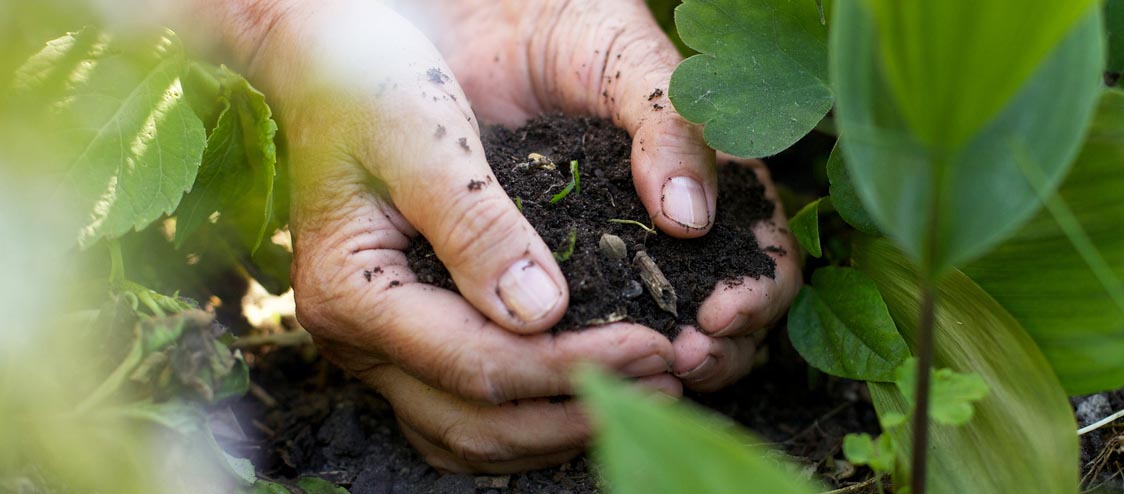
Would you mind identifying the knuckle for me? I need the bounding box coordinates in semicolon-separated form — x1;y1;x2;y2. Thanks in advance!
435;193;526;272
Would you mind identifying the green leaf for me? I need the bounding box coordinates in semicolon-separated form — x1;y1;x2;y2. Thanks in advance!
853;236;1079;494
175;66;278;253
670;0;832;158
223;452;257;485
295;477;348;494
963;89;1124;395
577;368;820;494
894;358;989;426
825;144;878;235
249;480;292;494
866;0;1098;149
1108;0;1124;74
831;4;1104;274
15;28;206;248
788;267;909;382
842;433;894;475
788;197;824;258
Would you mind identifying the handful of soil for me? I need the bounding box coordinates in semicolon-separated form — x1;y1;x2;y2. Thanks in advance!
406;115;778;338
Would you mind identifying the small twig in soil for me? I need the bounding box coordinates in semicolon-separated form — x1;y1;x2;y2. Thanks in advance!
608;218;657;235
1079;408;1124;436
821;475;881;494
634;251;678;316
249;383;279;408
231;329;313;349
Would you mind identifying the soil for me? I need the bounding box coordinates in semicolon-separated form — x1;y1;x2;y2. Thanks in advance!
406;114;778;337
231;329;884;494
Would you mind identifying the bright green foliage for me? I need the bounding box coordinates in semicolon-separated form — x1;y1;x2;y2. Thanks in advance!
670;0;832;158
854;236;1078;494
553;227;577;262
825;144;878;235
1108;0;1124;75
14;29;206;249
866;0;1098;150
550;160;580;204
295;477;350;494
788;197;825;258
175;66;278;253
831;4;1104;275
843;433;894;476
964;90;1124;395
895;358;989;426
577;368;819;494
788;267;908;382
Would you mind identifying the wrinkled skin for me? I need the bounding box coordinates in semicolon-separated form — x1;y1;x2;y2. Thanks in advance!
195;0;800;473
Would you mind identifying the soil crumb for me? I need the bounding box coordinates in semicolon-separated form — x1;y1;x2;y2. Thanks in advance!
406;114;776;337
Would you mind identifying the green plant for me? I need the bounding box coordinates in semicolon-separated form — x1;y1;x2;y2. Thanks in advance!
582;1;1124;493
550;159;582;204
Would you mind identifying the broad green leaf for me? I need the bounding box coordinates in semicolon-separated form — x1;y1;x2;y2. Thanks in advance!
249;480;293;494
963;90;1124;395
853;236;1078;494
832;4;1104;274
825;144;878;235
788;267;908;382
577;368;819;494
895;358;989;426
842;433;894;475
1108;0;1124;74
788;197;824;258
670;0;832;158
866;0;1098;149
15;29;206;248
175;67;278;253
295;477;348;494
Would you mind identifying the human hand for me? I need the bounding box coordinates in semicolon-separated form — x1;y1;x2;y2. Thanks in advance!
198;0;680;473
396;0;803;392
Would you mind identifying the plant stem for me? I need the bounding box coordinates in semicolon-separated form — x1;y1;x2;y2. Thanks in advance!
108;239;126;286
910;283;936;494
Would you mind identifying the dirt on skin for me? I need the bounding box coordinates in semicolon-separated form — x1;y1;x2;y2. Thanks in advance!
406;114;779;338
231;329;884;494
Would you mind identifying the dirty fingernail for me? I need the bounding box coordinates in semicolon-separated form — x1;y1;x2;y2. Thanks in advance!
675;356;717;382
620;354;671;377
712;312;749;337
499;259;562;322
662;176;710;229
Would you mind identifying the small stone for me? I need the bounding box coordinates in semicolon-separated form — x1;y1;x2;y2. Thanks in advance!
599;233;627;260
475;475;511;489
1076;394;1112;427
623;280;643;299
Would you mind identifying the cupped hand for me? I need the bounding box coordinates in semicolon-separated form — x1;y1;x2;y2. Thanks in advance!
211;0;678;473
397;1;802;392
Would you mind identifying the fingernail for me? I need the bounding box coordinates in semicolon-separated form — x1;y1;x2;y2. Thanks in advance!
675;356;717;382
662;176;710;229
498;259;562;322
712;313;749;337
620;354;671;376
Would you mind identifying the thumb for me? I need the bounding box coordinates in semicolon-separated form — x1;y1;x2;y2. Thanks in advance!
532;0;717;238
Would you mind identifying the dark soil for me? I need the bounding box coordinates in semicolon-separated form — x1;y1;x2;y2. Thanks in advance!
406;115;778;337
231;329;883;494
1074;391;1124;491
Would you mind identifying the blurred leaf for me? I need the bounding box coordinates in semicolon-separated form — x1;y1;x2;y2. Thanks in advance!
670;0;832;158
223;452;257;485
14;28;206;249
866;0;1098;149
842;433;894;475
895;358;989;426
577;368;819;494
1109;0;1124;74
825;144;878;235
789;197;824;258
831;4;1104;274
963;89;1124;395
788;267;908;382
249;480;293;494
296;477;349;494
853;236;1079;494
175;66;278;253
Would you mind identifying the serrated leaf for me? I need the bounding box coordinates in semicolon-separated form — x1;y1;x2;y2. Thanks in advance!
789;197;824;258
788;267;909;382
175;67;277;252
895;358;989;426
842;433;894;475
832;4;1104;275
963;89;1124;395
854;236;1078;494
670;0;832;158
825;143;878;235
866;0;1098;150
15;28;206;248
577;368;819;494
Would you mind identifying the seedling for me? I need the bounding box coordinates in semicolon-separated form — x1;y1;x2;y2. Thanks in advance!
549;160;581;204
515;196;523;213
608;218;657;235
553;227;578;262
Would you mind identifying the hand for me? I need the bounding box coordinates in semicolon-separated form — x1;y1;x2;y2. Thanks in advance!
201;0;678;474
396;1;802;392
